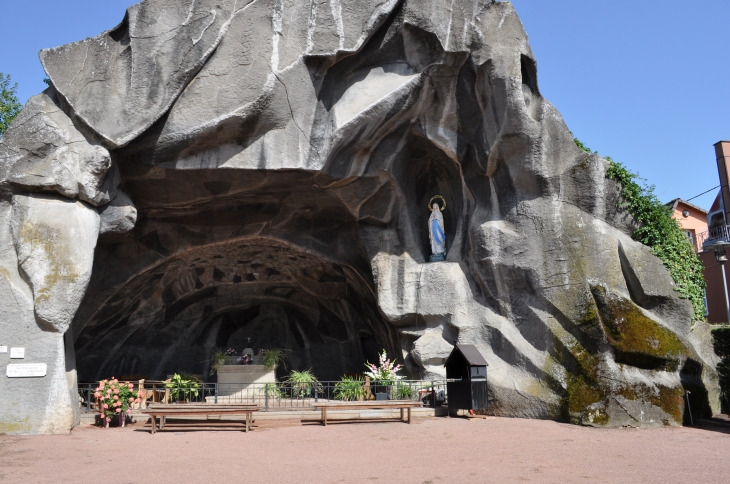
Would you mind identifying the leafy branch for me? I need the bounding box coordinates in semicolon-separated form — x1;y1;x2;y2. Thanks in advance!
0;73;22;135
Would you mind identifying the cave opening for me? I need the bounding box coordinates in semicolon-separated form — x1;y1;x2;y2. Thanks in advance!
74;236;398;383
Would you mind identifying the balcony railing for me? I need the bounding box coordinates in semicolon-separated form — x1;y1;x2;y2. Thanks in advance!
698;225;730;251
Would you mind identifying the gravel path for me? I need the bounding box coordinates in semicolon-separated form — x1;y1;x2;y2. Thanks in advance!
1;416;728;483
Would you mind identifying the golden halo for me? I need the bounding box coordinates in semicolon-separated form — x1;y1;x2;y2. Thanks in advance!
427;195;446;211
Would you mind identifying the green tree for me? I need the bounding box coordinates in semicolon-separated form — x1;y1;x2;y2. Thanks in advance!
0;73;22;135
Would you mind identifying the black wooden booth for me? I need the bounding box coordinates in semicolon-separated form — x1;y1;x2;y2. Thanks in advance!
445;344;488;411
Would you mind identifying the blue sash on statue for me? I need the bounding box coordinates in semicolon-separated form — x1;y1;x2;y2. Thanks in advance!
431;219;445;245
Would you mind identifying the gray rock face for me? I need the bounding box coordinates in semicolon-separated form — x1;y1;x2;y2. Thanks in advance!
0;0;720;433
0;200;79;434
0;90;111;206
11;194;100;332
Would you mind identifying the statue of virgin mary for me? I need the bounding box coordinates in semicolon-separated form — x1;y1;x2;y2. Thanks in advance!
429;200;446;262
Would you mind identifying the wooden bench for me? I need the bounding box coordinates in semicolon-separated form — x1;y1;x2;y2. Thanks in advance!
313;400;422;425
141;404;258;434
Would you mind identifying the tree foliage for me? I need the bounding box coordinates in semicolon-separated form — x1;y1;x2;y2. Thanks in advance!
573;136;707;322
0;72;22;135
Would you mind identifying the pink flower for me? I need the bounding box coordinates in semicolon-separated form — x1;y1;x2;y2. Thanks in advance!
113;389;119;394
113;395;119;400
128;397;134;403
135;399;141;404
127;409;131;414
116;408;121;413
103;404;108;409
94;392;101;398
106;417;111;422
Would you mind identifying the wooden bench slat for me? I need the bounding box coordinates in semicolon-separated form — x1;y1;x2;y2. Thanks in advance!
312;400;421;426
144;425;252;432
142;408;259;413
146;402;259;405
314;402;421;408
142;406;258;434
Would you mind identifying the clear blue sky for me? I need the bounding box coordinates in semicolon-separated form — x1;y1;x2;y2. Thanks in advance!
1;0;728;210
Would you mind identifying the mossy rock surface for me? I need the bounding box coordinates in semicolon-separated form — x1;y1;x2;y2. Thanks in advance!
591;285;688;370
562;295;687;426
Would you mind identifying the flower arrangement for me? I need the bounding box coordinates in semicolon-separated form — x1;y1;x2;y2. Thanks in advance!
364;350;404;383
224;348;238;356
94;377;140;427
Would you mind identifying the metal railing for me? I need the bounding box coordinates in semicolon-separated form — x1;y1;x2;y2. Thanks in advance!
698;224;730;251
78;380;449;414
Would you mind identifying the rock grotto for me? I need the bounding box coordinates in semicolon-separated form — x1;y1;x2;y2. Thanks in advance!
0;0;721;434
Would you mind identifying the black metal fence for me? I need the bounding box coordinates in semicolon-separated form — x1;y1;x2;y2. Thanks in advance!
78;380;449;414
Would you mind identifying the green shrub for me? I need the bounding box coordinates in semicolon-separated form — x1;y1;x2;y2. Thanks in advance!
164;373;201;402
209;348;227;376
573;136;706;322
397;383;414;399
285;369;322;398
260;382;284;399
260;348;285;369
334;376;367;401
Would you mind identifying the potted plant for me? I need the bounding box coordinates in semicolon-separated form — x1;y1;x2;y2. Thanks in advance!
209;348;227;376
285;369;322;398
259;348;285;369
94;377;140;428
224;347;239;365
164;373;201;403
259;382;284;399
334;376;367;401
364;350;404;400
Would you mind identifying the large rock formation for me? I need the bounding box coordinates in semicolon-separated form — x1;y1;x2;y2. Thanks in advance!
0;0;720;433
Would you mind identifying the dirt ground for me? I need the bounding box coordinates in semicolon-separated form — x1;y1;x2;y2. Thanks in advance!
1;416;728;483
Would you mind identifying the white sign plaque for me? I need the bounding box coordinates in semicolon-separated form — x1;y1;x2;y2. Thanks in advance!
10;347;25;359
6;363;47;378
0;346;7;353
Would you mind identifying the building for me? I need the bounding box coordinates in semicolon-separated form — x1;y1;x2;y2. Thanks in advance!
666;198;707;252
694;141;730;324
